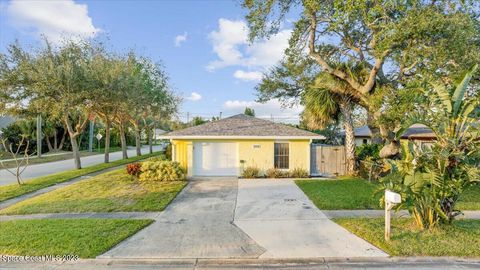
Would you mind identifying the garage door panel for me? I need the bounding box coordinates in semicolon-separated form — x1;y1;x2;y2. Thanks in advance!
193;142;238;176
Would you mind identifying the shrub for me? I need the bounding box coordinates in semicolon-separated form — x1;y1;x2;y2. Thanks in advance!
138;160;186;182
165;144;172;160
356;143;381;161
289;168;309;178
147;154;167;162
126;163;142;177
241;166;261;178
265;168;289;178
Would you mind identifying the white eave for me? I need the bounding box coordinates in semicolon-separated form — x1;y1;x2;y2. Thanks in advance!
158;135;326;140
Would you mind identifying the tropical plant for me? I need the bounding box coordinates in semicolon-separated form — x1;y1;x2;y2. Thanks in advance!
265;168;288;178
241;166;261;178
126;163;142;177
289;167;309;178
381;65;480;229
138;160;186;182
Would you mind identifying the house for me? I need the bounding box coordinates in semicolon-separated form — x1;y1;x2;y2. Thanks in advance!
161;114;325;177
345;124;436;147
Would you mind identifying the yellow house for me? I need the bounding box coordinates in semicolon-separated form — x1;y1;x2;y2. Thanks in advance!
161;114;325;177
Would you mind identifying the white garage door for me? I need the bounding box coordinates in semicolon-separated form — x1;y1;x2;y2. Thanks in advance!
193;142;238;176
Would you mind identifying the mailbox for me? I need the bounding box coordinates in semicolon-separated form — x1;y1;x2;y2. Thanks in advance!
385;190;401;204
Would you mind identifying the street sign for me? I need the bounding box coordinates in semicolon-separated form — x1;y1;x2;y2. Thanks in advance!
96;133;103;141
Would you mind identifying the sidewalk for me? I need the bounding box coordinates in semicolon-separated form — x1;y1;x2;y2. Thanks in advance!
323;210;480;219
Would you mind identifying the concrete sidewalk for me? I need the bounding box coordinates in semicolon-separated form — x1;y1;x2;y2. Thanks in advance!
99;178;265;259
234;179;387;258
0;145;162;186
323;210;480;219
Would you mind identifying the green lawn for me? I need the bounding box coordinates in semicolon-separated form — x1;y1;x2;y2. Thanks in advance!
296;178;480;210
457;185;480;210
296;178;382;209
335;218;480;257
0;219;152;258
0;152;162;203
0;169;186;214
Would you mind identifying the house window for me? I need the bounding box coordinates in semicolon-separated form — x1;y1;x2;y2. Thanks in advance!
274;143;289;169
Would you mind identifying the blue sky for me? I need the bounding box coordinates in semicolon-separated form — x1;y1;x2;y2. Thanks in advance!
0;0;303;123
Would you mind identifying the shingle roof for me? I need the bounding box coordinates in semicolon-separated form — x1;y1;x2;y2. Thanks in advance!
343;124;436;140
163;114;324;139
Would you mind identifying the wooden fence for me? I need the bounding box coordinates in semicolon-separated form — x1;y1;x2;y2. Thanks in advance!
310;144;346;177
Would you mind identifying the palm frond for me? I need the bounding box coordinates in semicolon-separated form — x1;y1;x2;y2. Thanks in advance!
452;64;478;117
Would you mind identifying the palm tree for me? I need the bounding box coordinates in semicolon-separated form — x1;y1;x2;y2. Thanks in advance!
302;74;357;175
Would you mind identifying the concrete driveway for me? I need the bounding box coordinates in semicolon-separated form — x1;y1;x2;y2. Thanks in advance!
99;178;265;259
234;179;387;258
0;146;162;186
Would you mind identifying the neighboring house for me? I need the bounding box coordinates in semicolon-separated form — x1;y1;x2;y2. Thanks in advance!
161;114;325;177
153;128;167;140
0;116;15;131
343;124;436;147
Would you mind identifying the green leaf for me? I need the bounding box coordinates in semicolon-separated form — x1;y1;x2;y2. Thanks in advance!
452;64;478;116
431;82;452;113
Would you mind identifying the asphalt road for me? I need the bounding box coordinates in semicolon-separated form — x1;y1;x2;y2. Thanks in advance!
0;145;162;186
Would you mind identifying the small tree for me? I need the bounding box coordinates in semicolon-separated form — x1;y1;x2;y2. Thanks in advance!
383;65;479;229
0;135;34;185
244;107;255;117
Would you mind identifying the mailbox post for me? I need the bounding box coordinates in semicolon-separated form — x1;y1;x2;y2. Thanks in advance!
385;190;401;241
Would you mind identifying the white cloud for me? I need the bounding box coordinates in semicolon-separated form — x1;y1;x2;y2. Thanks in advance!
7;0;100;44
233;70;263;81
174;32;188;47
206;18;291;73
222;99;303;124
186;92;202;101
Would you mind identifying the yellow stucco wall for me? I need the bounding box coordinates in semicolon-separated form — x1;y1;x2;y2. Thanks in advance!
171;139;311;176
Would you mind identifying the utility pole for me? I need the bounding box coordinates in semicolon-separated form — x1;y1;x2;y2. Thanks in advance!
219;112;222;119
88;121;94;152
36;115;42;158
186;112;190;126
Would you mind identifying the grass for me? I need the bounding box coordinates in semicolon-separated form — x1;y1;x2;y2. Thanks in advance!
296;178;480;210
0;169;186;214
295;178;382;209
0;218;153;258
457;184;480;210
0;152;162;203
335;218;480;257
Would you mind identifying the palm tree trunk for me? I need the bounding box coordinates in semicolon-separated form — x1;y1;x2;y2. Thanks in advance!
339;100;356;175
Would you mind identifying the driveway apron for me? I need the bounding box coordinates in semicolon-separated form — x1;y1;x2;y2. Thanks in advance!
99;177;265;259
234;179;388;258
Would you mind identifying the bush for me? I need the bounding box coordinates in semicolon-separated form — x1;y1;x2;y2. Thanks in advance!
147;154;167;162
241;166;261;178
265;168;289;178
138;160;186;182
165;144;172;160
356;143;381;161
289;168;309;178
126;163;142;177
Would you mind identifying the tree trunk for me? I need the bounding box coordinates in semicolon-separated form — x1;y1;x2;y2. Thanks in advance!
53;129;58;150
70;135;81;169
148;127;153;154
119;123;128;159
135;124;141;156
339;100;356;175
58;129;67;151
46;137;53;152
104;119;111;163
